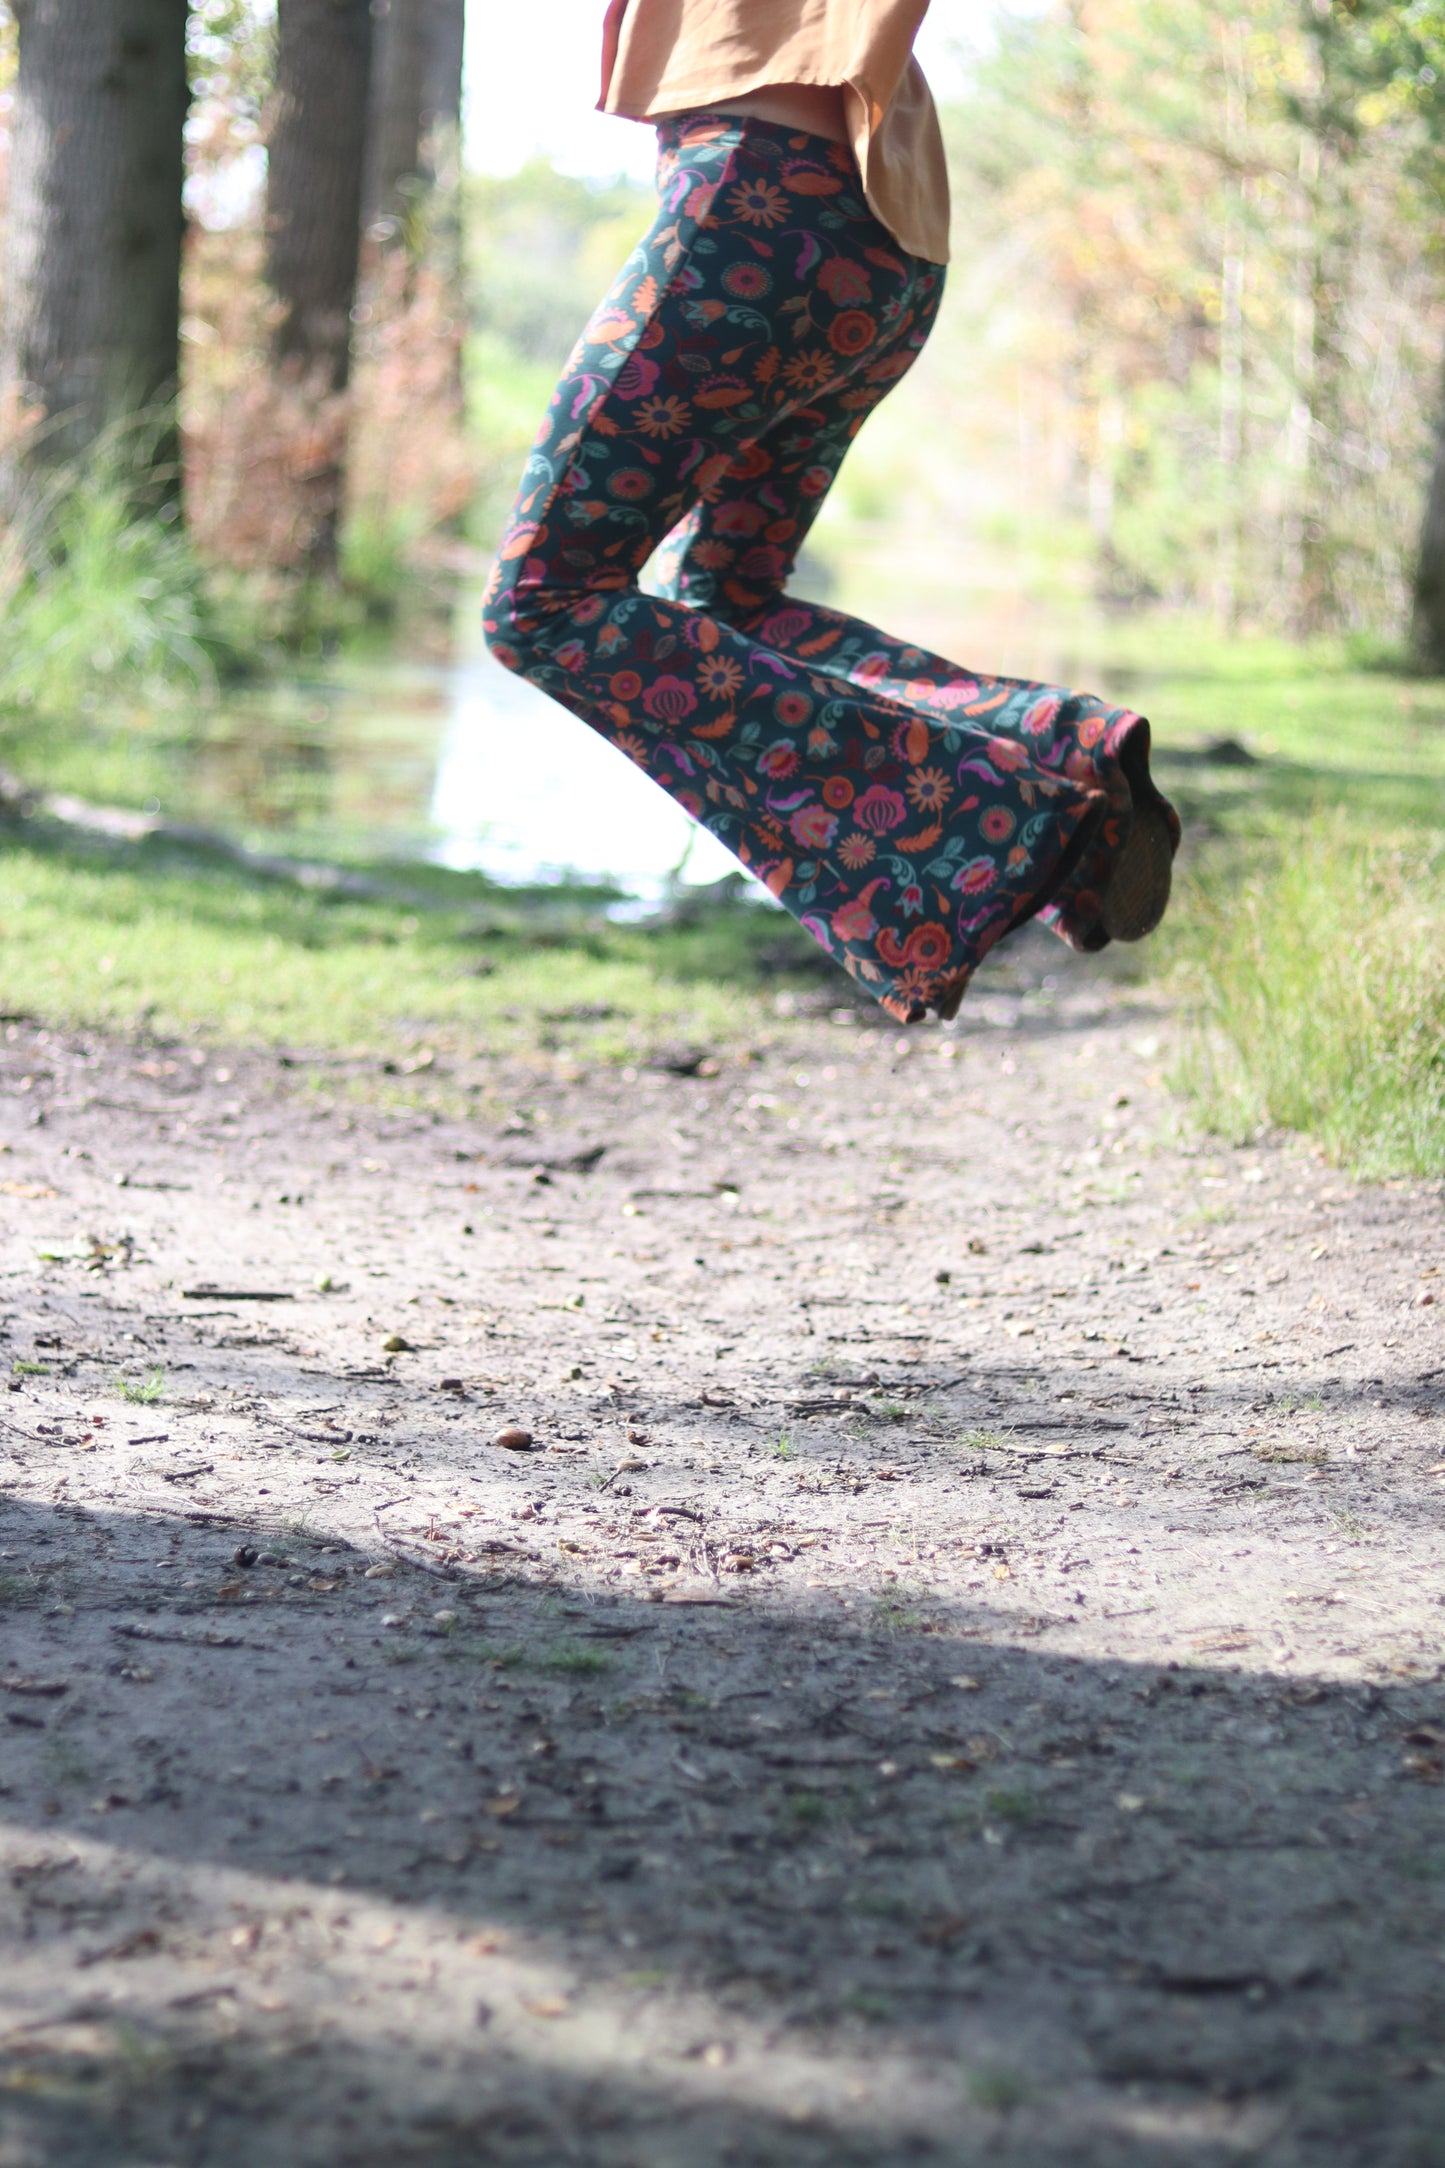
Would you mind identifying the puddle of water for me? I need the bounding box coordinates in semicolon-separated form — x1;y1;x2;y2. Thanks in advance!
428;643;741;900
190;626;746;906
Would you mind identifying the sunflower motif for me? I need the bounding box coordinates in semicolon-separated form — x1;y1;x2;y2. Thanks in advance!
698;653;744;700
727;178;788;227
837;834;877;870
781;350;837;394
905;766;953;813
634;395;692;440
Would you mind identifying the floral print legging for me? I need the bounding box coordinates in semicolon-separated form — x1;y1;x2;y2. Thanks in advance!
484;113;1179;1023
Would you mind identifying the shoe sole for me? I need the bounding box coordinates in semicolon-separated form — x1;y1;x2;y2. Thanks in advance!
1100;799;1173;942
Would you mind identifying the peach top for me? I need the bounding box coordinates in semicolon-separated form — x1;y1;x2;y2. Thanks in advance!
598;0;949;264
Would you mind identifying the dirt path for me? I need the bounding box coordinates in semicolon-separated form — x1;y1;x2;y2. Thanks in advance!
1;931;1442;2166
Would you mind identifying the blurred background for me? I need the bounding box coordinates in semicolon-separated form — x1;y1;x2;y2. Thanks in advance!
0;0;1443;1172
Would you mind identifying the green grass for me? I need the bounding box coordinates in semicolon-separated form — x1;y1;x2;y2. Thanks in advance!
0;820;829;1075
1169;813;1445;1176
536;1642;612;1676
3;612;1445;1173
115;1368;165;1404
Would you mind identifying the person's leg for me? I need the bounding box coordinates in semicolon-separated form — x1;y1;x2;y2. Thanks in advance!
485;116;1109;1021
650;314;1179;954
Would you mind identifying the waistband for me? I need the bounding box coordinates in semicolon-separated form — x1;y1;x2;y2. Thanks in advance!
653;111;850;162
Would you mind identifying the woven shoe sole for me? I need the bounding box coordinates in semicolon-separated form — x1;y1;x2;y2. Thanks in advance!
1100;797;1173;943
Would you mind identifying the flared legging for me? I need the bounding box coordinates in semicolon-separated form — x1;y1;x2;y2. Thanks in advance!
484;113;1179;1023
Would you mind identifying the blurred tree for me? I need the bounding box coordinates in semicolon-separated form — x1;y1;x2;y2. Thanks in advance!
265;0;374;573
365;0;466;287
0;0;190;502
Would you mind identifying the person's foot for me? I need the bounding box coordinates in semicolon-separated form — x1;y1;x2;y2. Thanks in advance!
1099;728;1174;943
1100;793;1173;942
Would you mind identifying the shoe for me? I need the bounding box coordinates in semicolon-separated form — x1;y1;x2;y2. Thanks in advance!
1100;794;1173;942
1099;727;1173;943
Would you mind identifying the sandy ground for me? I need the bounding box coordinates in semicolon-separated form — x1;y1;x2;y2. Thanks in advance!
0;930;1442;2167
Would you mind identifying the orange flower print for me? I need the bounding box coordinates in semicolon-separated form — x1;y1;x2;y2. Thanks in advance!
728;178;788;227
817;257;873;306
906;767;952;813
877;921;951;971
698;654;744;700
828;310;876;357
480;116;1178;1030
837;834;877;870
781;350;836;394
635;395;692;438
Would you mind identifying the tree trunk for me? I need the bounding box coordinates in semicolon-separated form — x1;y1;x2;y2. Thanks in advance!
364;0;465;241
266;0;375;570
364;0;428;239
1411;357;1445;673
0;0;189;500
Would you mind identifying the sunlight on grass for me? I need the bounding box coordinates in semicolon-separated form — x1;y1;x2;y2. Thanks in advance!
116;1368;166;1404
0;839;788;1071
1171;813;1445;1177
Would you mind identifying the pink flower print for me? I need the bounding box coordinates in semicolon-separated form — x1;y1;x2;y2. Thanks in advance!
774;691;812;727
614;352;660;399
570;593;606;625
553;640;588;672
714;503;767;538
831;895;878;942
986;736;1028;773
930;680;980;710
1023;693;1062;737
758;740;801;780
1077;713;1106;749
799;465;832;497
852;784;907;835
759;606;812;646
952;857;999;896
722;261;771;298
737;545;787;580
790;803;837;850
1065;749;1100;783
641;675;698;725
608;468;653;501
900;883;924;916
980;806;1015;843
854;652;892;684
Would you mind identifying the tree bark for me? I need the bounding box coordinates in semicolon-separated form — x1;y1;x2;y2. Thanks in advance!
364;0;465;240
0;0;190;497
266;0;375;571
1411;355;1445;673
267;0;374;396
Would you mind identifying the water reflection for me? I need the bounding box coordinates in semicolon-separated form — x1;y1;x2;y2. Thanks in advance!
191;639;746;904
428;643;741;898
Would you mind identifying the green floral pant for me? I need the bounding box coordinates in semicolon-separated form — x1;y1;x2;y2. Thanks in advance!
485;114;1178;1021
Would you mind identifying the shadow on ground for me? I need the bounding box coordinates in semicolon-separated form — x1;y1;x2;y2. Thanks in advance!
2;1493;1443;2168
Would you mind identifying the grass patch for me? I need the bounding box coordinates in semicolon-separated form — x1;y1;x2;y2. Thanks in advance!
12;1360;51;1377
535;1642;612;1676
115;1367;165;1404
965;2063;1034;2113
0;823;831;1075
1169;813;1445;1178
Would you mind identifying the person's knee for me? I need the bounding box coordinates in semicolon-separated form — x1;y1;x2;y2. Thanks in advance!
481;561;540;679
